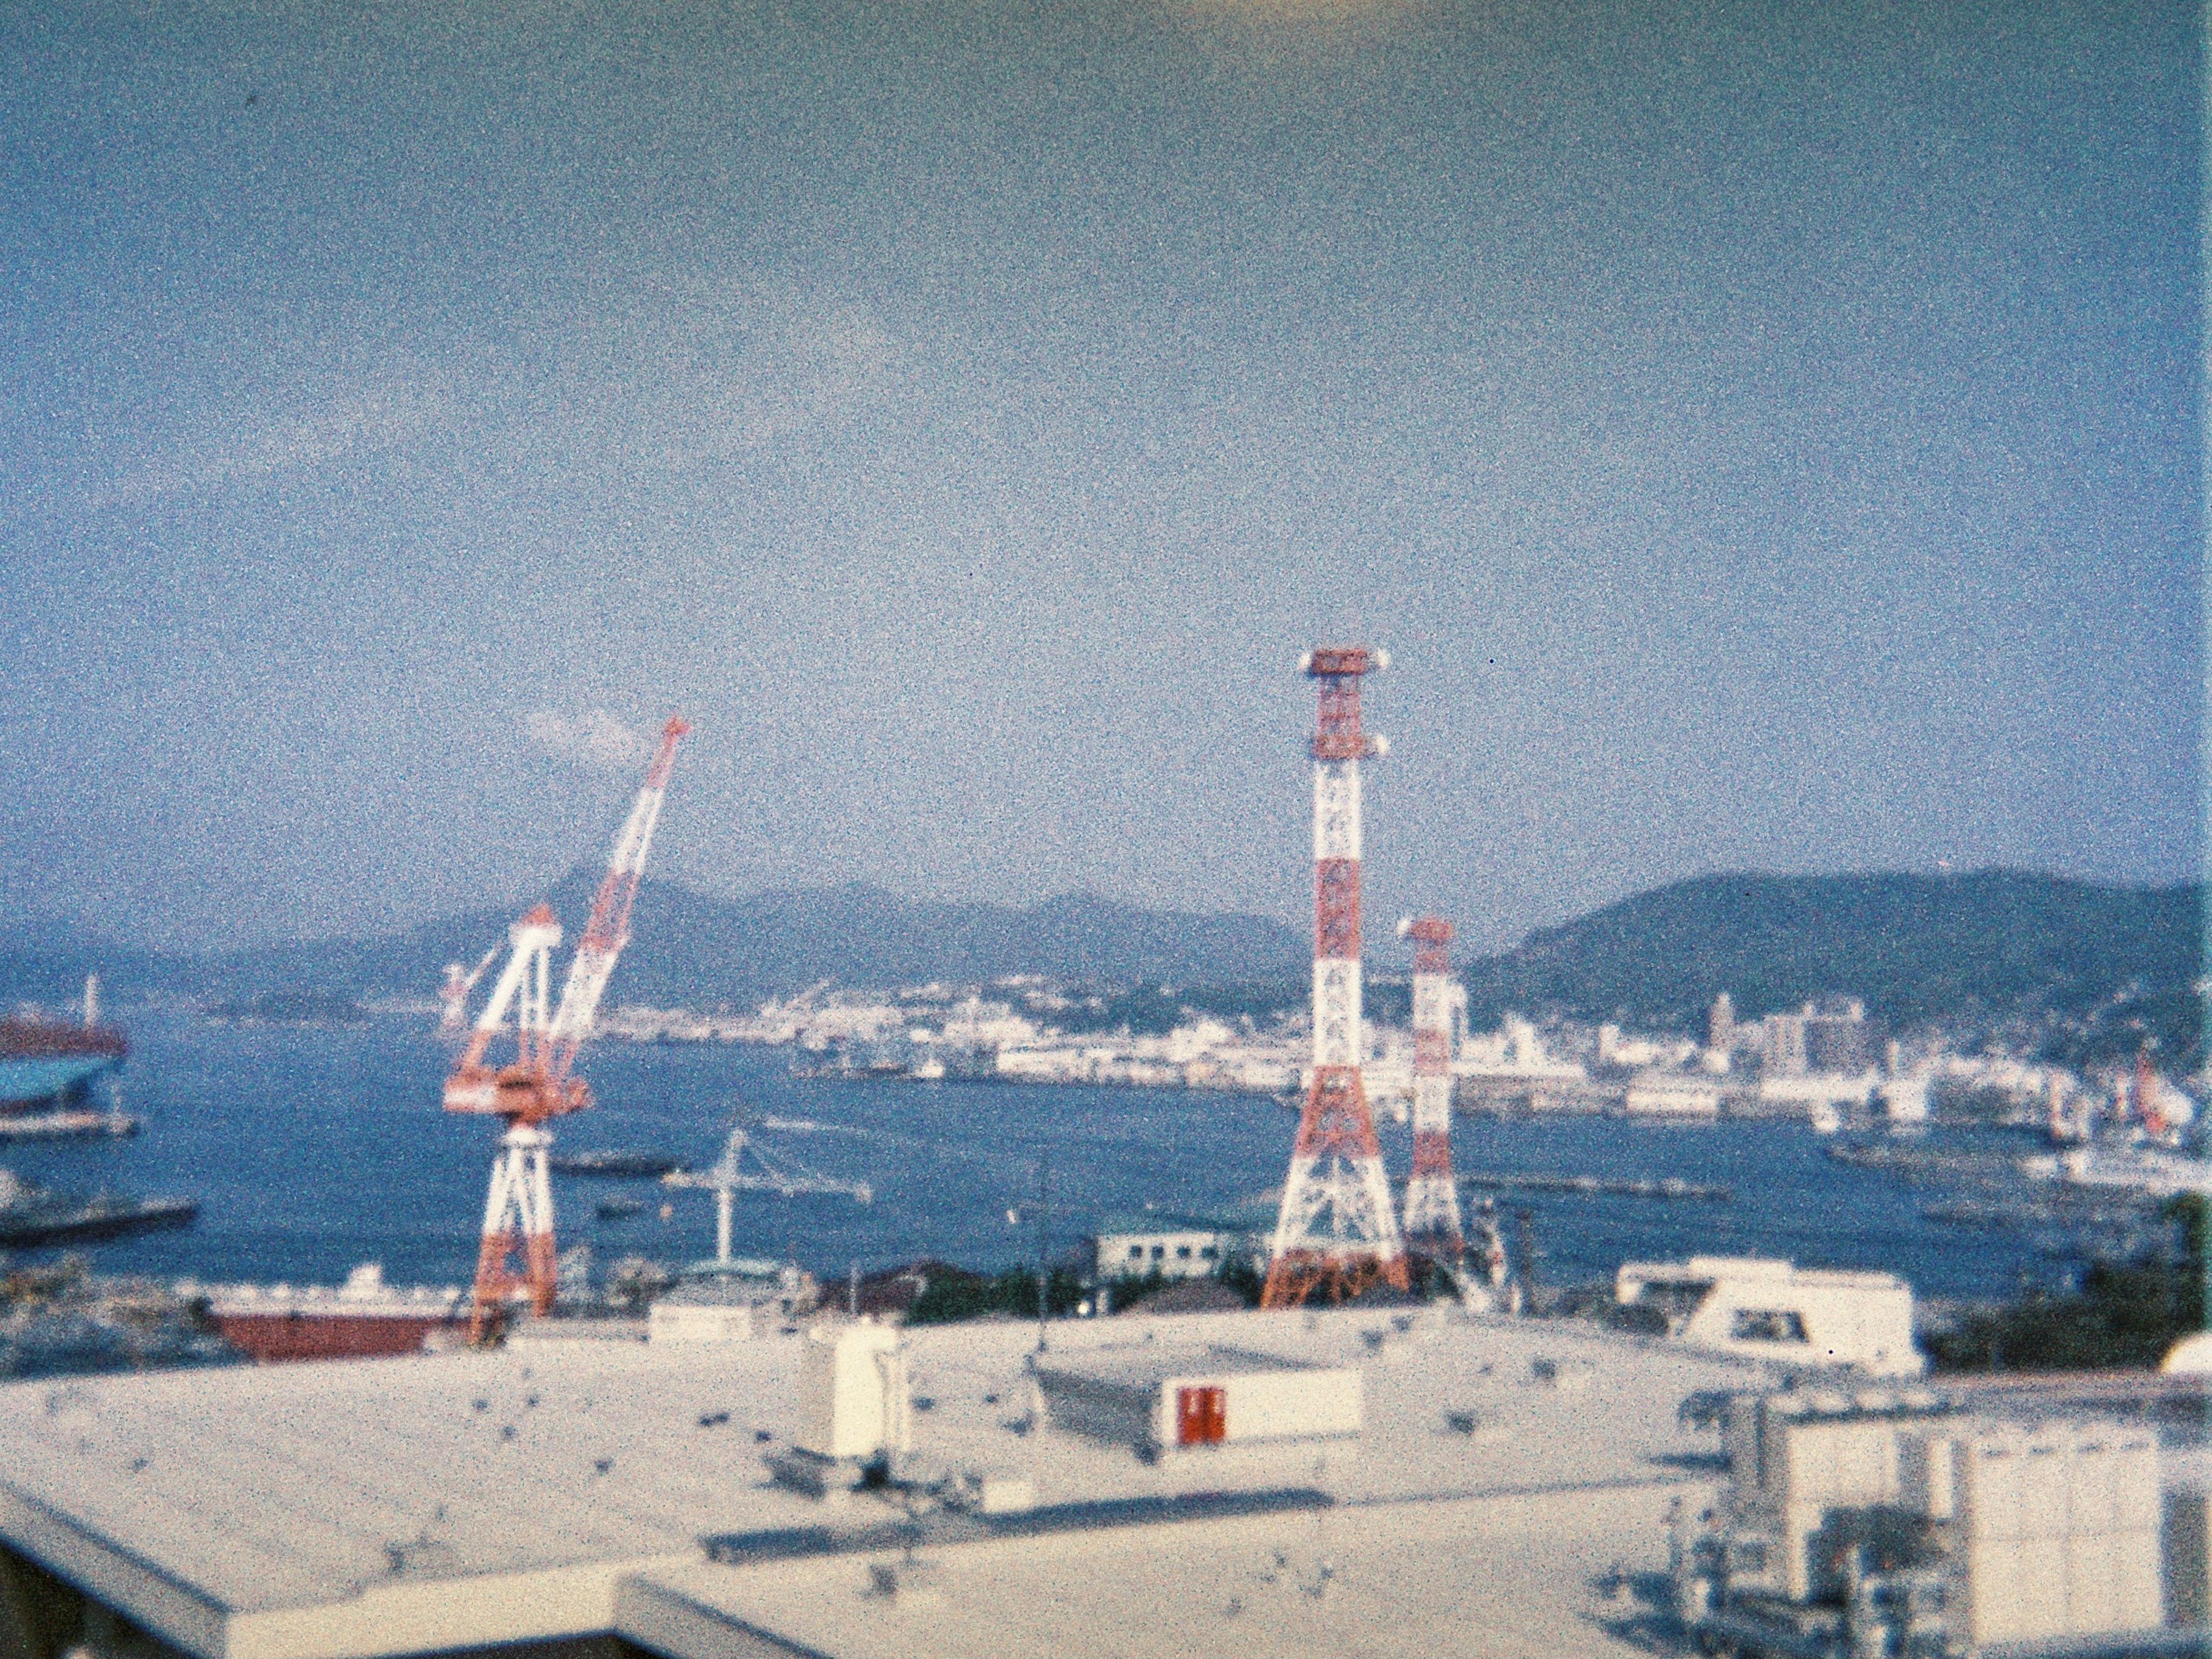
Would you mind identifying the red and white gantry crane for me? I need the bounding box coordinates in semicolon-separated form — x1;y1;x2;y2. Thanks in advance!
1262;646;1408;1307
444;715;690;1338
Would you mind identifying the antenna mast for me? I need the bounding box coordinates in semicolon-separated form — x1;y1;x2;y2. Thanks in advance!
1263;646;1408;1307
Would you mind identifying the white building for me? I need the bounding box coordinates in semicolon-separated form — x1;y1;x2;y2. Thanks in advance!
1597;1024;1699;1070
5;1298;2202;1659
1455;1014;1586;1082
1092;1211;1251;1281
1615;1254;1924;1377
1877;1072;1931;1124
1622;1073;1722;1117
1756;1070;1877;1111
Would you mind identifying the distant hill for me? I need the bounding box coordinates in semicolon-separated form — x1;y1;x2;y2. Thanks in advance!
1457;871;2203;1062
6;871;2196;1066
0;880;1309;1011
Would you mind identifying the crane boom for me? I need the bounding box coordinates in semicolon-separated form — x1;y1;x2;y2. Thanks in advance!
548;715;690;1074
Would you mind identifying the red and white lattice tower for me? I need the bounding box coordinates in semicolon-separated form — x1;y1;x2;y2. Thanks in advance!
1397;914;1464;1263
2137;1046;2168;1138
445;716;688;1339
1262;646;1409;1308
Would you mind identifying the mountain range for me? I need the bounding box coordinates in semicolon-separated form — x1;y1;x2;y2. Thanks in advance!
0;878;1308;1010
1455;872;2202;1066
3;870;2198;1063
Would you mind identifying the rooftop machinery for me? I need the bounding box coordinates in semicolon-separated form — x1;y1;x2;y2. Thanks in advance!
444;715;690;1339
1262;646;1408;1307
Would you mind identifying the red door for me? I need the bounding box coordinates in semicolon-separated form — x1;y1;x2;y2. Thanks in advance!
1176;1385;1227;1445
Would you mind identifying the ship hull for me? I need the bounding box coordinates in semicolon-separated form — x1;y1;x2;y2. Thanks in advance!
0;1054;123;1111
0;1017;128;1111
548;1150;681;1177
210;1310;464;1363
0;1198;196;1247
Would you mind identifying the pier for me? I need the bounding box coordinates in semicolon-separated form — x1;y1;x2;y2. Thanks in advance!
1458;1170;1729;1202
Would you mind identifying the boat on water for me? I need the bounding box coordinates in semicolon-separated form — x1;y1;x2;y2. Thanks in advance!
0;1107;137;1142
1;976;129;1125
0;1168;197;1247
200;1263;469;1363
547;1148;684;1178
2045;1143;2212;1199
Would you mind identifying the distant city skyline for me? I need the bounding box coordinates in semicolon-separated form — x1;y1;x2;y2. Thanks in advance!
0;2;2198;952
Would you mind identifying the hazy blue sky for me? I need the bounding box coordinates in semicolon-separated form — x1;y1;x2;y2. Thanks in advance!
0;1;2199;953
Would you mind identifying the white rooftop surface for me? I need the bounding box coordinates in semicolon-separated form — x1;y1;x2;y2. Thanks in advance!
1031;1340;1321;1389
0;1307;1769;1659
625;1484;1687;1659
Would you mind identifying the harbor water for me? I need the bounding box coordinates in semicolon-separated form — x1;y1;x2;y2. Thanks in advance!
1;1009;2073;1301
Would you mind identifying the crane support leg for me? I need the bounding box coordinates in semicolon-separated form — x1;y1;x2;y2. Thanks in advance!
471;1125;558;1340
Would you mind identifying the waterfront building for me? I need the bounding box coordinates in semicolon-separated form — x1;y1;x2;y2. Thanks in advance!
1622;1074;1723;1118
1091;1210;1256;1281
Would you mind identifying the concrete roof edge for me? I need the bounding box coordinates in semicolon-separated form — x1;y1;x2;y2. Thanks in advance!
616;1574;835;1659
0;1482;229;1659
224;1552;700;1659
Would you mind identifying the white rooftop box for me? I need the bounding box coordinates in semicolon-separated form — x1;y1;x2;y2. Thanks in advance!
795;1321;911;1461
1035;1344;1361;1457
649;1301;753;1344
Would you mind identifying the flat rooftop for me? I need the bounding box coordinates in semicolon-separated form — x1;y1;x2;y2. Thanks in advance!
627;1484;1676;1659
0;1305;1782;1658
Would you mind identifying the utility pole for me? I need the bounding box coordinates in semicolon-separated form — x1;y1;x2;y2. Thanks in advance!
1034;1149;1051;1353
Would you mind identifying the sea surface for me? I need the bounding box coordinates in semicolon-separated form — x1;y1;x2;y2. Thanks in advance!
3;1009;2067;1301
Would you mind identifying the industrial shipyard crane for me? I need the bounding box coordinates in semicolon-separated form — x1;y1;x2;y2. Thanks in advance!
664;1122;873;1268
445;715;690;1337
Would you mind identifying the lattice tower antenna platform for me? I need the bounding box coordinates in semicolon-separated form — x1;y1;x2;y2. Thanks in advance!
1262;646;1409;1307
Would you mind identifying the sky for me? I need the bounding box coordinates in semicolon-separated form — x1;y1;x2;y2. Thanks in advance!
0;0;2200;955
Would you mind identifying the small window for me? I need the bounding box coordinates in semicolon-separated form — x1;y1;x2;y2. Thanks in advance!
1127;1245;1143;1260
1151;1245;1165;1260
1176;1245;1192;1260
1730;1308;1808;1343
1200;1246;1218;1260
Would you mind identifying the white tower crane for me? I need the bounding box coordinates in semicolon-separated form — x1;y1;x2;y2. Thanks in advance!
663;1123;873;1267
